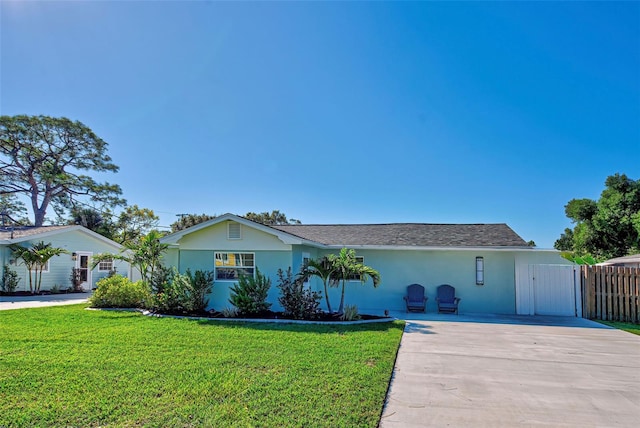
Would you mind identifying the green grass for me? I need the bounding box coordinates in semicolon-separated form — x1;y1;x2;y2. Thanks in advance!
0;305;404;427
598;320;640;336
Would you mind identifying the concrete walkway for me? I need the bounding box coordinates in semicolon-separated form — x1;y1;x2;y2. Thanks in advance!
381;313;640;427
0;292;91;310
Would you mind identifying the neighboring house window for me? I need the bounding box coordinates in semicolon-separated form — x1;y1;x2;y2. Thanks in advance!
30;261;49;273
476;257;484;285
348;256;365;281
228;223;242;240
214;252;254;280
98;258;114;272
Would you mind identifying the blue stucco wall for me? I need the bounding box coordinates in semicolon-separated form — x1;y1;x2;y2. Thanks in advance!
175;249;292;311
312;249;519;315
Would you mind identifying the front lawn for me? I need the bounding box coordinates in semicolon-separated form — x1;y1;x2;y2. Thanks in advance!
0;305;404;427
597;320;640;336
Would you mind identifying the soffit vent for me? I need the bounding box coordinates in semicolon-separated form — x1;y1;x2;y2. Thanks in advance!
228;222;241;240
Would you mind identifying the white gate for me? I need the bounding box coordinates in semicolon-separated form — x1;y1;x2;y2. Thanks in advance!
516;264;580;316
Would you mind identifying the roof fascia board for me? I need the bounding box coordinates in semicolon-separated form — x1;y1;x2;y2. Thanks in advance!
3;226;123;250
322;245;550;252
160;213;327;247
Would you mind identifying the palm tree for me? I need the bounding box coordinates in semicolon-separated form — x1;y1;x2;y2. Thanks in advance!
10;241;67;293
302;257;337;313
94;230;168;283
328;248;381;314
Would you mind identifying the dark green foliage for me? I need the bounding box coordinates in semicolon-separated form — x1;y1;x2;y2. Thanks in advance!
149;268;194;314
89;275;151;308
277;267;323;320
170;213;217;232
185;269;214;312
1;264;20;293
229;267;272;315
148;267;214;314
555;173;640;259
243;210;301;225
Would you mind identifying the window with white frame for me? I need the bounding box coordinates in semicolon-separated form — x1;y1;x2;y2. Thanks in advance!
214;252;254;280
348;256;365;281
30;260;49;273
98;258;114;271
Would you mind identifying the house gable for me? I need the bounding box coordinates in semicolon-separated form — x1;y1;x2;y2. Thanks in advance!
174;219;292;251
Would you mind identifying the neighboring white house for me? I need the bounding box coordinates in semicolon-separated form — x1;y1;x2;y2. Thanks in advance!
599;253;640;268
0;225;131;292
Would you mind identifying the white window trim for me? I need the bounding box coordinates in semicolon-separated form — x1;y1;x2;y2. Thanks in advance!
98;258;114;272
30;260;50;273
214;252;255;281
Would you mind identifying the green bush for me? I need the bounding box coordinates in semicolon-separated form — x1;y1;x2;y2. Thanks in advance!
277;267;322;320
186;269;214;312
229;267;271;315
89;276;150;308
1;265;20;293
149;268;194;314
341;305;360;321
148;268;214;314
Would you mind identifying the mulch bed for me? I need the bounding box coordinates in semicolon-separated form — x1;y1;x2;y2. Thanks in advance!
152;309;389;322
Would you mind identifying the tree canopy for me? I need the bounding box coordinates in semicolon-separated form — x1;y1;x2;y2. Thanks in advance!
170;213;217;233
554;173;640;259
0;115;125;226
243;210;301;225
68;205;159;244
0;194;30;226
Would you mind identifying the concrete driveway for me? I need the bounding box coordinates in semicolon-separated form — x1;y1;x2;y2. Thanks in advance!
381;313;640;427
0;292;91;310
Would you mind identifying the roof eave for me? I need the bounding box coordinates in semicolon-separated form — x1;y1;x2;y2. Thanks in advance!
1;226;123;250
322;244;540;251
160;213;328;248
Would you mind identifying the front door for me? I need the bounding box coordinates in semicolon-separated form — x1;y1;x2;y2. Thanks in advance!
75;252;92;290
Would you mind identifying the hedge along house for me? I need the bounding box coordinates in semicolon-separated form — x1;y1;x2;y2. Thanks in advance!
160;213;574;316
0;225;132;292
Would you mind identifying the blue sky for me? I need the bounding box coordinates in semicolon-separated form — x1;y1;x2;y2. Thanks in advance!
1;1;638;248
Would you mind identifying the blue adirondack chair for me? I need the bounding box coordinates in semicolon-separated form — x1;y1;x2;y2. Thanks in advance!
436;284;460;314
404;284;427;313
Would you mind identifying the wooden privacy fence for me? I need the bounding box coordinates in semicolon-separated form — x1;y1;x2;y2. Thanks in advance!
581;266;640;322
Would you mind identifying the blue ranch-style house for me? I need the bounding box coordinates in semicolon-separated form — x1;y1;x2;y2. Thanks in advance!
160;213;575;316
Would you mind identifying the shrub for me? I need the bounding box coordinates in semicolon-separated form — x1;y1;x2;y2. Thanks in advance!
148;267;214;314
341;305;360;321
69;268;84;292
1;265;20;293
222;306;239;318
229;267;271;315
186;269;214;312
277;267;323;320
149;268;194;314
89;276;150;308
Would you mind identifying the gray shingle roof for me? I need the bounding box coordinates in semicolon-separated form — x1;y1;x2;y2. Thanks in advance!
271;223;528;247
0;226;74;241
